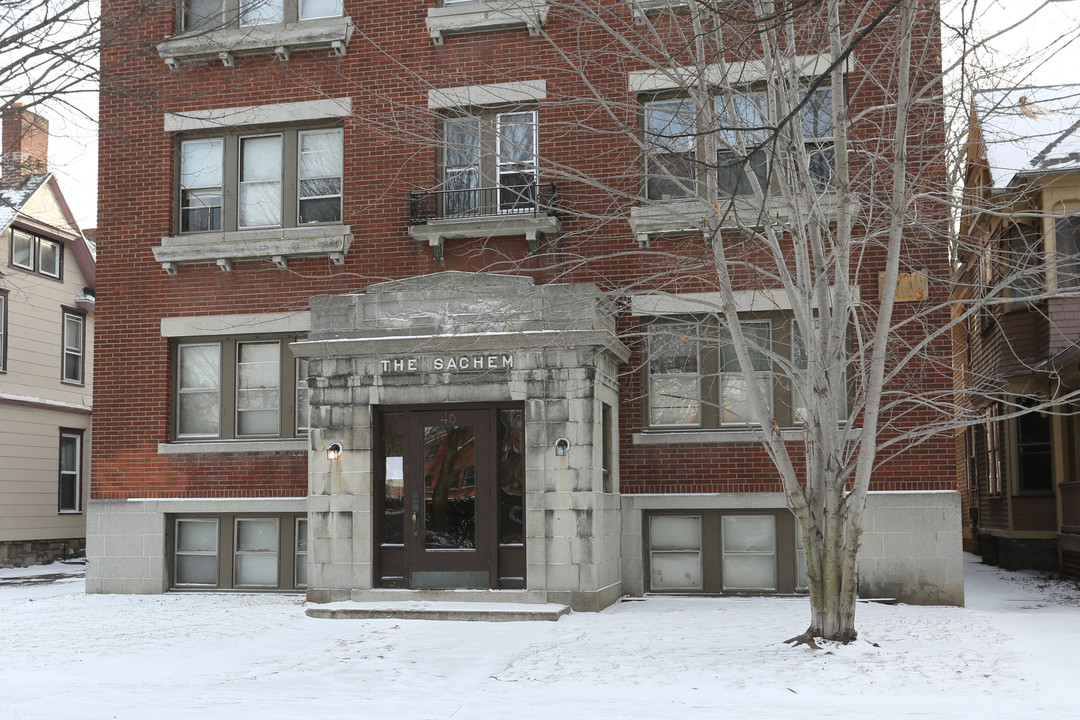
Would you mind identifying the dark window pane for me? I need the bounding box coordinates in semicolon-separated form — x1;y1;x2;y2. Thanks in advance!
299;197;341;224
718;148;768;196
423;423;476;549
646;152;695;200
1057;216;1080;290
499;173;537;212
498;409;525;545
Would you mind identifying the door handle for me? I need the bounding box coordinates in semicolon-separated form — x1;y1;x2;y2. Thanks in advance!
411;491;419;537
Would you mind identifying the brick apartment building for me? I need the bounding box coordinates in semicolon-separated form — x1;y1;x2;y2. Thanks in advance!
90;0;962;608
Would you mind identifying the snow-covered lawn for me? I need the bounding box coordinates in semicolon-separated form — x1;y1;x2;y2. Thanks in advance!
2;554;1077;719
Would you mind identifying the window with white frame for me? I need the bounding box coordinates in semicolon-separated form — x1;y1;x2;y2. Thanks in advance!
791;320;848;425
61;309;86;385
646;316;843;431
174;336;308;440
644;99;696;201
181;0;342;32
9;229;62;279
180;139;223;232
0;289;7;372
438;109;539;216
642;87;836;200
1055;215;1080;291
1005;222;1042;301
719;320;771;425
647;322;702;427
239;134;282;228
58;430;82;513
179;127;343;234
716;92;769;196
800;87;834;191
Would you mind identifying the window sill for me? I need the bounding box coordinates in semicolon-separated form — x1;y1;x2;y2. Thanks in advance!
158;439;309;455
157;16;354;68
426;1;550;45
627;0;689;24
152;224;352;274
633;428;806;444
628;195;838;247
408;214;559;259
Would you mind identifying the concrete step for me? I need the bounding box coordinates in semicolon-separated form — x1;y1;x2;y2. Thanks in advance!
306;601;570;622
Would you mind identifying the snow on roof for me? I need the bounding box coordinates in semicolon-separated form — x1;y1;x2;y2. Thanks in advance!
0;173;49;232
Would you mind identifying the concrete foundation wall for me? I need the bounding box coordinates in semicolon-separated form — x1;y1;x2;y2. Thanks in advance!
858;491;964;606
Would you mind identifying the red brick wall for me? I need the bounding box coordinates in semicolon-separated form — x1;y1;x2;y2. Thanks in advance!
1;104;49;186
94;0;954;500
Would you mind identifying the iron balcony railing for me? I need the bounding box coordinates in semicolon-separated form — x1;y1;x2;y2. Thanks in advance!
409;182;557;225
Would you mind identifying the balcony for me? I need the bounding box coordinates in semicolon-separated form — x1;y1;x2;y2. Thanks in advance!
407;182;560;259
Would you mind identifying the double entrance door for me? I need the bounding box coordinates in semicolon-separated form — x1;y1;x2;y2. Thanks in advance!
375;405;525;590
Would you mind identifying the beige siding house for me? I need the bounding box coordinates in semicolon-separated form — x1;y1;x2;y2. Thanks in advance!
0;106;95;566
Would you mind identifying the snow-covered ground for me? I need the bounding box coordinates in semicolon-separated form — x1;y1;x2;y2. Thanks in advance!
2;554;1077;719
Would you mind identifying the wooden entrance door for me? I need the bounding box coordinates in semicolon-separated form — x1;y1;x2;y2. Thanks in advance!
376;406;525;590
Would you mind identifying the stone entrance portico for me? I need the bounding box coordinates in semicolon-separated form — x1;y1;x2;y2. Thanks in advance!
293;272;629;611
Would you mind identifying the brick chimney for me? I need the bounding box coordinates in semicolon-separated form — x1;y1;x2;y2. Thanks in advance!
2;104;49;188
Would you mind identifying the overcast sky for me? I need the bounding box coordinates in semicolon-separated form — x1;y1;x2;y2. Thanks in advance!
36;0;1080;233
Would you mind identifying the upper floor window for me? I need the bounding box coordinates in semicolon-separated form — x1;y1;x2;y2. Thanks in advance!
9;229;62;280
716;92;769;196
1006;222;1042;301
646;316;842;431
643;87;834;201
182;0;342;32
440;109;538;216
644;99;696;201
179;127;343;234
174;336;308;440
62;308;86;385
1056;215;1080;291
0;289;7;372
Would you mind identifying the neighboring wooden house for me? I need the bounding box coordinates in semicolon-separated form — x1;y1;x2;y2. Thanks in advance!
957;85;1080;575
0;106;95;567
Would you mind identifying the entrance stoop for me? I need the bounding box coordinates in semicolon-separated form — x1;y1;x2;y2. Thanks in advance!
306;601;570;622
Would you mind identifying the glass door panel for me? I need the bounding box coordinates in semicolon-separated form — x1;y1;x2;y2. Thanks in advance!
422;421;477;550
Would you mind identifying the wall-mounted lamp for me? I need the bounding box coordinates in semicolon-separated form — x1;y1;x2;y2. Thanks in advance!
327;442;343;462
554;437;570;457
